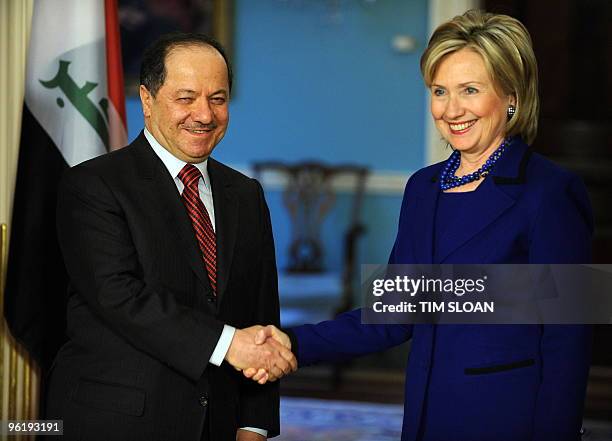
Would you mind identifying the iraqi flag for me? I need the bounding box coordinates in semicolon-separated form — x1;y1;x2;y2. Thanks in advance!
5;0;127;372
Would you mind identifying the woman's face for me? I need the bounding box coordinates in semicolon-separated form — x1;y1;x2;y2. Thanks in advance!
430;48;514;155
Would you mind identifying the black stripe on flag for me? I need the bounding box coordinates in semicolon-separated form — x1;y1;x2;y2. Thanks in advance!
5;104;69;372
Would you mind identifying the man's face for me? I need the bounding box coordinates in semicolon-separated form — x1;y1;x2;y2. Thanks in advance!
140;44;230;163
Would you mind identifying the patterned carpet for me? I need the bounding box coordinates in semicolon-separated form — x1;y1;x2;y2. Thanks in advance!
278;397;403;441
277;397;612;441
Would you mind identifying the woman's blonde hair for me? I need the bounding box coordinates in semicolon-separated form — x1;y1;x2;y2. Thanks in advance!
421;10;539;144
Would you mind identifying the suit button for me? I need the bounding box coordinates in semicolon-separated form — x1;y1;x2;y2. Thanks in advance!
199;396;208;407
207;297;215;303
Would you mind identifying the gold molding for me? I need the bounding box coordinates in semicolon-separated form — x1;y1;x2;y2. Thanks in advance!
122;0;235;96
214;0;234;56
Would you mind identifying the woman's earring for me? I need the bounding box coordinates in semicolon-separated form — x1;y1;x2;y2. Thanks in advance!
507;105;516;119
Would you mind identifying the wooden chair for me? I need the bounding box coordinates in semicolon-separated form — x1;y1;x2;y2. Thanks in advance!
252;161;369;329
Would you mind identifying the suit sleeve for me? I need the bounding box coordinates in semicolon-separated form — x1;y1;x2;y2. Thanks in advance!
56;166;224;382
288;310;412;366
237;180;280;437
287;178;417;366
529;175;594;441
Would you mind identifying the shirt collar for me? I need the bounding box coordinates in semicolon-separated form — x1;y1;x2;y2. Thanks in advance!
144;128;210;187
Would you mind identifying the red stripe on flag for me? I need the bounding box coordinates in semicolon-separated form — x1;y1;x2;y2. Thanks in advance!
104;0;127;128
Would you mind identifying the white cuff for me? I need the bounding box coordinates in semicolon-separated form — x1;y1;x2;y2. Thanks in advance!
212;328;267;438
241;427;268;437
209;325;235;366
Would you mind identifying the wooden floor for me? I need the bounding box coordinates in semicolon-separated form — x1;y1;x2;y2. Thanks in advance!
586;366;612;420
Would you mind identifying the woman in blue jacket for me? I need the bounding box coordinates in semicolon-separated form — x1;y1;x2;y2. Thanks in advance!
249;10;593;441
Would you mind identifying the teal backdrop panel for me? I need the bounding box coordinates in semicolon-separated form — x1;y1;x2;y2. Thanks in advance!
125;0;429;283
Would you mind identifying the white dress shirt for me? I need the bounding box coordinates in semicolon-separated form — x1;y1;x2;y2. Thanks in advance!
144;129;266;438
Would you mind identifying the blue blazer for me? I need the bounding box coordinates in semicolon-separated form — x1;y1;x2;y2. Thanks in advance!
290;139;593;441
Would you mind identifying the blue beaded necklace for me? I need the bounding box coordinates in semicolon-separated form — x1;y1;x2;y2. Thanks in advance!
439;138;510;191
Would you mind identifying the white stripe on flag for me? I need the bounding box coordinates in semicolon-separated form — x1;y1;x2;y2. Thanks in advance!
25;0;120;166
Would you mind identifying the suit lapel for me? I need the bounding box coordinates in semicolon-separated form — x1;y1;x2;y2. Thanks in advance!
412;181;439;264
208;158;239;304
131;133;212;293
418;138;531;263
435;178;516;262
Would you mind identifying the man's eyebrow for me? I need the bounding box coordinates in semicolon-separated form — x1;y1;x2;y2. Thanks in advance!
175;89;196;95
210;89;228;97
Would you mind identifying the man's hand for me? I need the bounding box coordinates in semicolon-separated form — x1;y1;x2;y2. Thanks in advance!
225;326;296;384
236;428;266;441
243;325;296;384
254;325;291;348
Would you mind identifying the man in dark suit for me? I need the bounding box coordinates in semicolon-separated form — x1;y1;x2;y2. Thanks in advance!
45;33;295;441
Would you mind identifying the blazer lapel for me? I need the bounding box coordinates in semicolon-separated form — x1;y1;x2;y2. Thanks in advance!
132;133;212;292
412;180;440;264
208;158;239;304
434;178;516;262
424;138;531;263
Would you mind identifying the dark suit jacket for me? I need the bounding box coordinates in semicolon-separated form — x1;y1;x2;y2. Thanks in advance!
46;132;280;441
290;138;593;441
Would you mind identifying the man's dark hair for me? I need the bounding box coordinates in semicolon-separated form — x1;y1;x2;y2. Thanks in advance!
139;32;233;97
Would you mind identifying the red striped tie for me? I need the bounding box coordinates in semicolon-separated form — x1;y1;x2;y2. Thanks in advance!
178;164;217;294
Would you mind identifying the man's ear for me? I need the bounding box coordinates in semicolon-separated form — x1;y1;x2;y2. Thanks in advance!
140;85;152;118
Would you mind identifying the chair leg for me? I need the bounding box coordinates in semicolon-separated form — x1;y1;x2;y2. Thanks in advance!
331;360;349;390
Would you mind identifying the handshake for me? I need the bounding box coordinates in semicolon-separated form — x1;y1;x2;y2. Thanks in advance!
224;325;297;384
